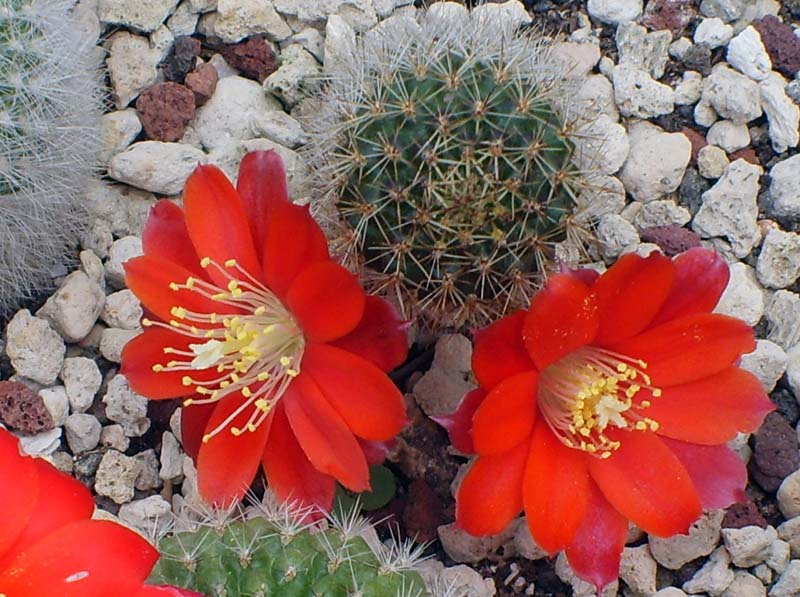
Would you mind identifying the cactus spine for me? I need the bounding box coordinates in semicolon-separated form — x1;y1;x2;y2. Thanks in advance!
0;0;104;313
149;503;428;597
303;8;593;330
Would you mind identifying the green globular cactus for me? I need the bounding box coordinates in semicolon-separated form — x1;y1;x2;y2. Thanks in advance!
303;8;593;330
149;506;428;597
0;0;104;314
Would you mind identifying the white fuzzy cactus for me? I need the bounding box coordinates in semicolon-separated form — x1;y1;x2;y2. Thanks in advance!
0;0;104;314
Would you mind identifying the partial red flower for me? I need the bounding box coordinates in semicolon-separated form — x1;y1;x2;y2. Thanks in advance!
0;428;200;597
445;248;773;589
121;150;409;511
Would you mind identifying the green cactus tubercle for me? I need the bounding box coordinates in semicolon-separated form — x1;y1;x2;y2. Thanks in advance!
149;515;426;597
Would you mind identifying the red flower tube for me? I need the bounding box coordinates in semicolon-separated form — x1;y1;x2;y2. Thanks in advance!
121;151;409;511
446;248;773;589
0;428;200;597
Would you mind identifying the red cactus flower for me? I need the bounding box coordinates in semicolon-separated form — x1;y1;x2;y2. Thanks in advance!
0;428;200;597
121;151;409;511
445;248;773;589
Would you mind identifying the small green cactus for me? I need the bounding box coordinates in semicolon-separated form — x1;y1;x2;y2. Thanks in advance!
149;503;427;597
0;0;104;313
303;8;593;329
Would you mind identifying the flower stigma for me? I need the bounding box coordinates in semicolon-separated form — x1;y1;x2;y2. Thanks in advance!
537;346;661;458
143;257;304;442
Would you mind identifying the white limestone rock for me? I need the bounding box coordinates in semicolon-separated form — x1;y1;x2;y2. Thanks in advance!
675;71;704;106
118;495;172;539
715;263;765;327
36;272;105;343
102;375;151;438
697;145;730;179
765;290;800;351
613;64;675;118
101;290;143;330
693;159;763;258
722;525;779;568
694;17;733;48
213;0;292;43
104;236;143;289
721;571;766;597
597;214;639;260
727;26;772;81
39;386;69;428
769;559;800;597
707;120;751;153
263;44;321;108
703;64;763;125
108;142;206;195
100;424;130;452
586;0;642;25
760;72;800;154
650;510;725;570
740;339;788;392
60;357;102;413
682;546;735;595
574;114;629;175
5;310;65;385
619;545;658;595
323;15;356;75
756;228;800;289
97;0;179;32
99;109;142;166
769;154;800;221
778;471;800;523
64;413;102;454
160;431;184;480
106;32;164;108
619;122;691;202
632;199;691;230
95;450;143;504
615;22;671;79
100;327;138;362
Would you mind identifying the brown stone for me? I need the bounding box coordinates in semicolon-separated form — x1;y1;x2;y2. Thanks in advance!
729;147;760;166
221;36;277;83
751;411;799;492
681;127;708;165
640;225;702;256
753;16;800;79
161;36;202;83
0;381;54;434
641;0;696;36
722;500;769;529
135;82;196;142
402;479;444;543
185;62;219;107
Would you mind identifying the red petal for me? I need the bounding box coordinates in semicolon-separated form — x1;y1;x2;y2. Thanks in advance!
609;313;756;387
431;388;486;455
662;438;747;510
472;310;535;390
196;393;272;507
650;248;730;327
455;441;528;536
522;274;599;370
302;343;407;441
0;520;157;597
472;371;538;455
2;459;94;561
286;261;365;343
135;586;205;597
124;256;240;327
594;252;675;346
564;480;628;591
589;430;701;537
560;263;601;287
0;430;39;558
120;329;218;400
236;150;289;251
523;422;590;555
646;367;773;444
180;401;217;461
261;200;330;299
283;374;369;492
262;402;336;513
330;296;409;372
183;164;261;286
142;200;203;276
359;438;392;466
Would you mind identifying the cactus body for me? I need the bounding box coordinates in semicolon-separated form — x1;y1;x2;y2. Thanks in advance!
0;0;103;313
149;516;426;597
304;9;593;329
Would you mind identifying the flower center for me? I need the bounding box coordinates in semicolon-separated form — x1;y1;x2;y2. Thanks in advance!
537;346;661;458
144;257;305;442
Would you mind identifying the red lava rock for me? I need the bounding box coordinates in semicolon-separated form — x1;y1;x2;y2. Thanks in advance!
681;127;707;164
185;62;219;107
135;82;196;142
0;380;54;434
722;500;769;529
729;147;760;166
161;36;202;83
751;411;800;492
221;36;277;83
641;0;696;35
640;225;702;256
402;479;444;543
753;16;800;79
